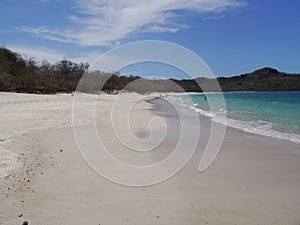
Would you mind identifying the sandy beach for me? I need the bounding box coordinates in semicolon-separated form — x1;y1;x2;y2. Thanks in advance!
1;92;300;225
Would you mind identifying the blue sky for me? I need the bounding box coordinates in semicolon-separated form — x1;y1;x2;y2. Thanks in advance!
0;0;299;77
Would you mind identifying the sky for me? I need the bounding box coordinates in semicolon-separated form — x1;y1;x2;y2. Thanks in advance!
0;0;299;78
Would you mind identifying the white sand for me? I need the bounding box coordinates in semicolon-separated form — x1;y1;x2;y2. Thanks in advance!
0;92;300;225
0;92;75;178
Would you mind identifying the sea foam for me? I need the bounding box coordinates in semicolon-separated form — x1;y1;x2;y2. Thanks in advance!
166;94;300;144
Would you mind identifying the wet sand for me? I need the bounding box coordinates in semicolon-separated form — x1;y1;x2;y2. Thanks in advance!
1;92;300;225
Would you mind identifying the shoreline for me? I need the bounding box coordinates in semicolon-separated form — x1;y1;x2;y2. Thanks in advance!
1;92;300;224
167;92;300;144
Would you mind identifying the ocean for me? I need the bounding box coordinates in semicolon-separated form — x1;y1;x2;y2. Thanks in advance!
172;91;300;143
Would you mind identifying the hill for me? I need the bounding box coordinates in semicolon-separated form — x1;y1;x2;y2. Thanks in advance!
0;47;89;93
1;47;300;93
217;68;300;92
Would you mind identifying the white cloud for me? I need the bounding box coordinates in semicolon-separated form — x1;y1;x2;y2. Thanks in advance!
9;45;65;63
8;45;99;64
22;0;245;47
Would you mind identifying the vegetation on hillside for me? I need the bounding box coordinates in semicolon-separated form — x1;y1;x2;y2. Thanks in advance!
0;47;89;93
1;47;300;94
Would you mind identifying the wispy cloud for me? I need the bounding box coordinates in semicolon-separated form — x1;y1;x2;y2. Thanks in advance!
21;0;246;47
8;45;99;64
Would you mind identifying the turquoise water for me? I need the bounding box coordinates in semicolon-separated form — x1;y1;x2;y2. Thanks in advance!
177;91;300;143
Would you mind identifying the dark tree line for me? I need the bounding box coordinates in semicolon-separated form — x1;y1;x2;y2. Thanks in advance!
0;47;141;94
0;47;89;93
1;47;300;94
